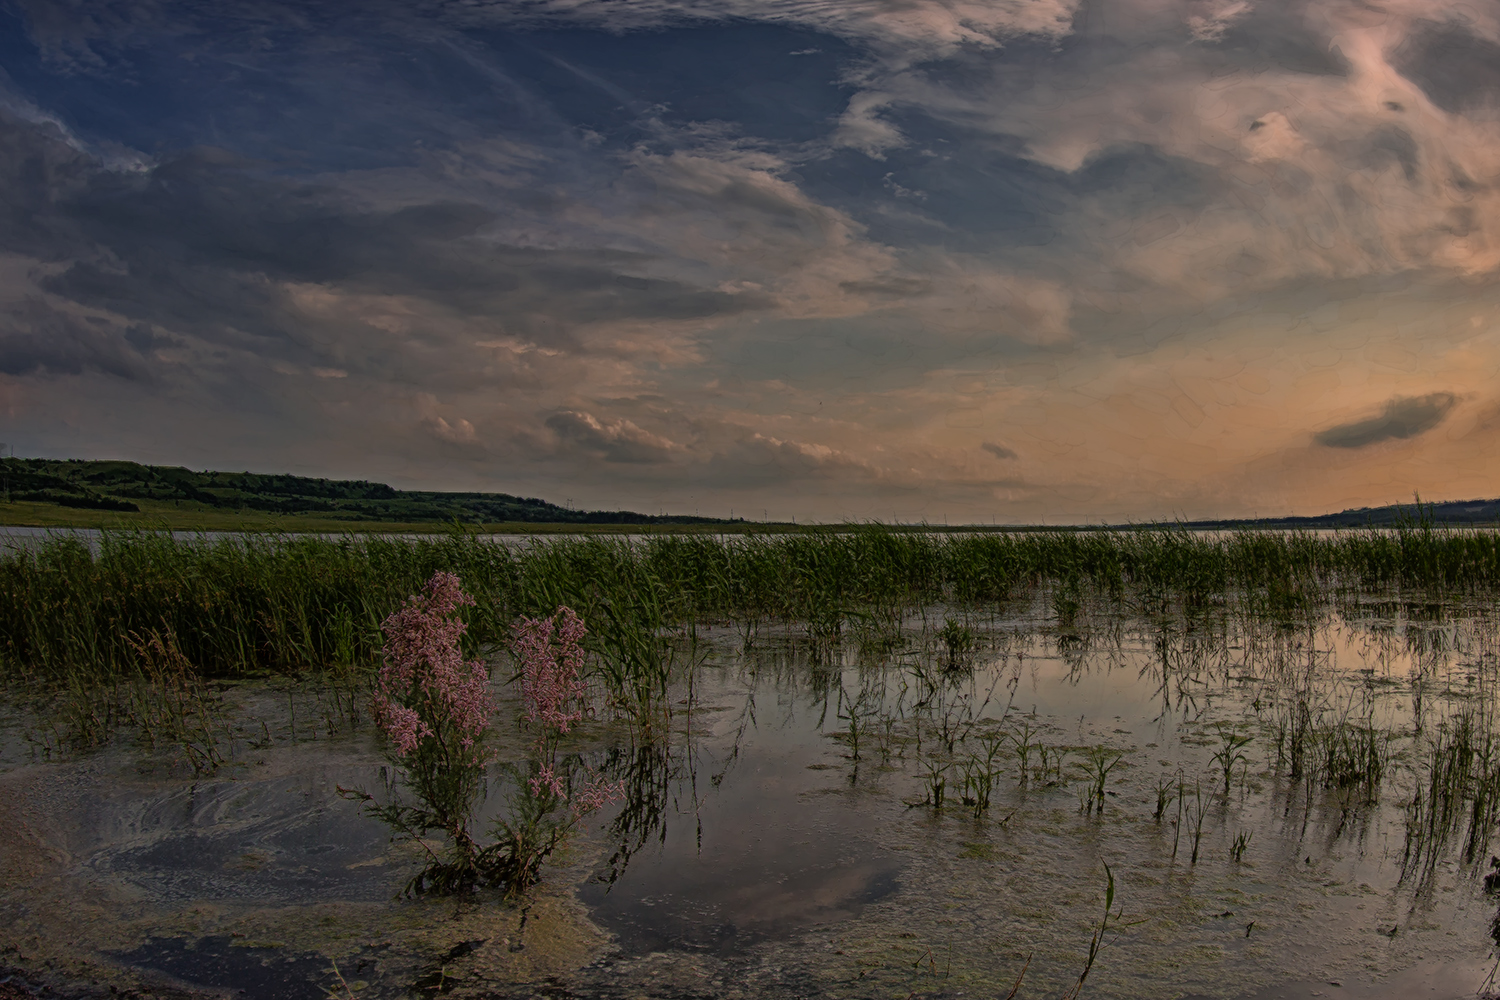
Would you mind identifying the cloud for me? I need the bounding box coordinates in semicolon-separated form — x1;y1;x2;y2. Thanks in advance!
450;0;1081;60
1186;0;1251;43
1390;18;1500;115
0;110;774;400
11;0;1500;524
700;427;887;486
0;295;146;380
982;441;1018;459
832;91;905;157
815;1;1500;305
1314;392;1457;449
545;409;683;463
614;148;901;319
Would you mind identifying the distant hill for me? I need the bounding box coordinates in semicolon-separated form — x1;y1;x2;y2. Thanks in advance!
0;458;741;526
1162;497;1500;530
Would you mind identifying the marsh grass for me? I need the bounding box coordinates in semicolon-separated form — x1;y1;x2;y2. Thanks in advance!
1010;719;1039;785
1079;746;1127;816
938;615;978;669
1175;780;1207;865
24;623;233;771
1153;774;1178;823
11;521;1500;698
1210;725;1253;795
13;522;1500;899
917;757;950;811
959;731;1007;819
125;626;232;773
1036;743;1071;786
1401;708;1500;887
1062;863;1139;1000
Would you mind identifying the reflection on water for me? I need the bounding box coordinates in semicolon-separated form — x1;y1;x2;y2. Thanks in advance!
5;596;1500;997
581;741;902;954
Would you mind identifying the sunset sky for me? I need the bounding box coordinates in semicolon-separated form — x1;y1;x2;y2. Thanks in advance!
3;0;1500;523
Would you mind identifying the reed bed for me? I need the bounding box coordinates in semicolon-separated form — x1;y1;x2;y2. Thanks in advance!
5;521;1500;691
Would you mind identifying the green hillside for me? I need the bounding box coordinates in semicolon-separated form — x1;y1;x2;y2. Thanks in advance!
0;458;740;527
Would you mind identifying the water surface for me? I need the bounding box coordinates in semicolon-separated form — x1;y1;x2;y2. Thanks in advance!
3;596;1499;998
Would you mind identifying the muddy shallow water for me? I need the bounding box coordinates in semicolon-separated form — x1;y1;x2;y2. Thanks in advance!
4;596;1500;999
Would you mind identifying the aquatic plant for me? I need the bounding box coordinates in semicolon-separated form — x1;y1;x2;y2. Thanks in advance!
835;683;883;769
1230;830;1252;862
315;604;368;733
1401;710;1500;886
960;731;1007;819
486;606;624;896
1009;719;1038;785
914;755;950;811
1152;774;1177;823
349;592;622;895
1037;743;1072;785
1316;716;1389;803
125;626;231;774
1062;863;1137;1000
1079;746;1126;816
1175;780;1207;865
1210;725;1253;795
360;571;496;893
13;523;1500;694
938;615;976;669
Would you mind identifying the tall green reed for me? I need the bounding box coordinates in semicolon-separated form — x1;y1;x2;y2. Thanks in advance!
10;522;1500;717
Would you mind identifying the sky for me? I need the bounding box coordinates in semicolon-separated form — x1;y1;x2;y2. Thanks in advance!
2;0;1500;523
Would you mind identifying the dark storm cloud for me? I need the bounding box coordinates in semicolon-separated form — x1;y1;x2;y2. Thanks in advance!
1203;2;1351;77
1390;19;1500;114
0;109;97;259
1359;126;1420;184
0;296;145;379
1314;393;1458;450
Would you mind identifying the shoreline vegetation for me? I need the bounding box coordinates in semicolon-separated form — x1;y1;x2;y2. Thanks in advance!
6;517;1500;694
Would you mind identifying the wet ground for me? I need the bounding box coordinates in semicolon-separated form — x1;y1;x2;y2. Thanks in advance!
3;597;1500;998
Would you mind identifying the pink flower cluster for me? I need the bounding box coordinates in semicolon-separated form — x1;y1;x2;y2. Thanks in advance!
381;702;433;757
528;762;563;798
569;772;625;819
525;762;622;818
512;607;588;734
511;607;624;816
373;571;494;757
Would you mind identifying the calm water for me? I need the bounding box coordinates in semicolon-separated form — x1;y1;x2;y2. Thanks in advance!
3;596;1499;999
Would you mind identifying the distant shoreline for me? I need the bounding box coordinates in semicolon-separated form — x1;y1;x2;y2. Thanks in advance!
1;499;1497;534
1;457;1496;532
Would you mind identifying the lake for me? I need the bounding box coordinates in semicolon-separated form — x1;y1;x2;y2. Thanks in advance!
3;590;1498;999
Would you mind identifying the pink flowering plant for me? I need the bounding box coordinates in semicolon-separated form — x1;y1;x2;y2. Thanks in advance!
488;606;624;896
344;582;623;896
344;571;497;894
